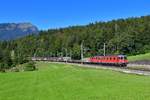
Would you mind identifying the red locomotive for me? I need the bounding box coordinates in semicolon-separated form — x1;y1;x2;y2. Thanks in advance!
88;55;128;67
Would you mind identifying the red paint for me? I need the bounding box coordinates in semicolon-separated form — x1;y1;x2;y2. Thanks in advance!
89;55;128;66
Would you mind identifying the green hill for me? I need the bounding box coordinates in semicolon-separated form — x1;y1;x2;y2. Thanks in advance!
128;53;150;62
0;62;150;100
1;15;150;60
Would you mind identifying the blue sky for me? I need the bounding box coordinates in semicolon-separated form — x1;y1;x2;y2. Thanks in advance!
0;0;149;30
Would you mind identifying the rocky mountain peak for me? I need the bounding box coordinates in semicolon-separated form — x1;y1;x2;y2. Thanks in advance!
0;22;39;40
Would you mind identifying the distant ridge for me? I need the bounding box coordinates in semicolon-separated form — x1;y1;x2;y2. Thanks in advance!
0;23;39;40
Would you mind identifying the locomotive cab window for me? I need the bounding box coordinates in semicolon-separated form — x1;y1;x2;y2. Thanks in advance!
118;57;123;60
120;57;123;60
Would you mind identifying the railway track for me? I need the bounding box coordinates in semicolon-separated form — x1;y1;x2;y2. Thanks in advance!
46;61;150;76
128;63;150;67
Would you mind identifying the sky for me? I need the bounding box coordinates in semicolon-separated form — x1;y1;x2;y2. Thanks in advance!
0;0;149;30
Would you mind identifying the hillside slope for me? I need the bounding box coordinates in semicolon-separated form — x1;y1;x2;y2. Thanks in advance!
13;16;150;59
0;16;150;60
128;53;150;65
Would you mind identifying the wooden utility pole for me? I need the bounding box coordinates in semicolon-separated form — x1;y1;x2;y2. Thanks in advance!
70;50;72;59
65;49;68;57
103;43;106;56
115;23;118;32
65;48;68;63
81;40;84;63
115;23;119;52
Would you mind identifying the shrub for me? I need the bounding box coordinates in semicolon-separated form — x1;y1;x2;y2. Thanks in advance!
3;63;9;69
24;62;36;71
0;63;5;72
11;64;16;68
11;67;20;72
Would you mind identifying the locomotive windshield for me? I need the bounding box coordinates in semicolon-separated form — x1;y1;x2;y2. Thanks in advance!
118;55;127;60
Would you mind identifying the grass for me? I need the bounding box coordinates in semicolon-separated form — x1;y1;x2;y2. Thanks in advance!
128;52;150;62
0;62;150;100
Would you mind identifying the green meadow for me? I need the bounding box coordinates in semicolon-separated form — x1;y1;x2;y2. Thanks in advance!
128;53;150;62
0;62;150;100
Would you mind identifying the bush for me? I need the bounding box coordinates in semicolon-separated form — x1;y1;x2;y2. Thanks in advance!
3;63;9;69
11;64;16;68
0;63;5;72
24;62;36;71
11;67;19;72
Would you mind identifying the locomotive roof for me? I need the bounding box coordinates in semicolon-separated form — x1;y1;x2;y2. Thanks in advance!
118;55;127;57
93;55;127;57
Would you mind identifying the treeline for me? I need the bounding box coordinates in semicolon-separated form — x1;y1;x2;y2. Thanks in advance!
0;15;150;68
0;44;29;71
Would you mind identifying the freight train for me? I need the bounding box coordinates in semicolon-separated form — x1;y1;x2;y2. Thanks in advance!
32;55;128;67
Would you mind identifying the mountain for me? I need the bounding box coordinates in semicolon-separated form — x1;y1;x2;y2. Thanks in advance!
0;23;39;40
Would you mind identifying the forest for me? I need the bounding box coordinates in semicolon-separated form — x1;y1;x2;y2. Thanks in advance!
0;15;150;69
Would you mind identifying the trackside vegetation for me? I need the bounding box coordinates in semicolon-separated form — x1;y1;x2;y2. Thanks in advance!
128;53;150;62
0;62;150;100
